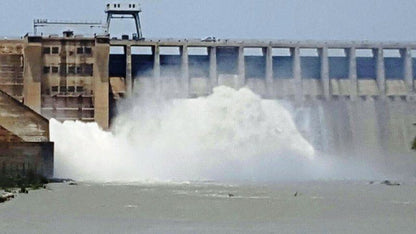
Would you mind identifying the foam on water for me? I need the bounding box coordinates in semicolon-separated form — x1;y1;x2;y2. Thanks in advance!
51;86;324;182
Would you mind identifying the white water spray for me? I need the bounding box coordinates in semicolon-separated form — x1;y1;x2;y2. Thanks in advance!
51;86;323;182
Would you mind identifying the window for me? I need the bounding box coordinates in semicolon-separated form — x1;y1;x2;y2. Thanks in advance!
76;66;82;74
60;86;67;93
67;86;75;92
51;86;58;92
68;66;76;74
77;47;83;54
84;47;92;54
43;66;50;74
76;86;84;92
118;4;120;7
133;4;135;8
113;4;116;7
84;64;93;76
129;4;131;8
52;47;59;54
69;51;74;56
51;66;59;73
43;47;51;54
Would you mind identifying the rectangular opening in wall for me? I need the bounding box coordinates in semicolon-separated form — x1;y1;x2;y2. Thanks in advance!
43;66;50;74
328;49;345;57
132;46;154;78
68;65;76;75
110;46;124;55
244;48;263;56
244;48;265;79
300;48;320;79
132;46;152;55
52;66;59;73
109;46;126;78
384;49;403;79
189;47;209;78
329;48;348;79
67;86;75;92
42;47;51;54
84;47;92;55
356;49;376;79
51;47;59;54
160;47;180;55
188;47;208;56
77;47;84;54
84;64;93;76
272;48;292;79
51;86;58;92
217;47;238;75
160;47;181;78
300;48;318;57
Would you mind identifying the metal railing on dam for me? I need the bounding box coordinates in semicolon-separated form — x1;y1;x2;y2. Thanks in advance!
110;38;416;101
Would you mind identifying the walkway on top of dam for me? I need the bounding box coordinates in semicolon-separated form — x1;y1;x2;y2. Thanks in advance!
110;38;416;49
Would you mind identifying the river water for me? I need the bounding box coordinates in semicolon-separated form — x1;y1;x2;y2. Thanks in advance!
1;181;416;233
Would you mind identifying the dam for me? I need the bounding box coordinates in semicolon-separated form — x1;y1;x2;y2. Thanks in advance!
0;2;415;177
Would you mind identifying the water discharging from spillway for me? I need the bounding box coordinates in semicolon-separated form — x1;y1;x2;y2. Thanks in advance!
51;86;416;182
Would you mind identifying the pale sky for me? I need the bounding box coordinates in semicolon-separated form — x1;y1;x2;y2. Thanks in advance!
1;0;416;41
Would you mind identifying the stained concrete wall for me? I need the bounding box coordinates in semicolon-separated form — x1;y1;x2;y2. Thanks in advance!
93;37;110;129
0;40;24;102
0;142;53;178
23;37;42;113
0;89;49;142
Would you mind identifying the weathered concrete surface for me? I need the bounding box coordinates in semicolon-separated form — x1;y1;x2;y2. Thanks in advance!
0;126;23;142
0;89;53;178
0;142;53;178
23;38;42;114
0;88;53;178
0;89;49;142
0;40;24;102
93;37;110;129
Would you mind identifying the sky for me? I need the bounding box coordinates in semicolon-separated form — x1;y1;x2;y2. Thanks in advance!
1;0;416;41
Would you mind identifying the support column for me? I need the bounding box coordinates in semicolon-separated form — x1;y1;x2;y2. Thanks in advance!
238;46;245;88
153;45;160;93
319;47;330;100
374;48;386;97
23;39;42;114
209;46;217;92
291;47;302;103
93;38;110;129
264;46;273;98
346;47;357;100
180;45;189;98
125;45;132;96
401;48;413;93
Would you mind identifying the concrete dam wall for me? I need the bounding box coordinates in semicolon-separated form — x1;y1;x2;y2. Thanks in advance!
1;36;415;169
